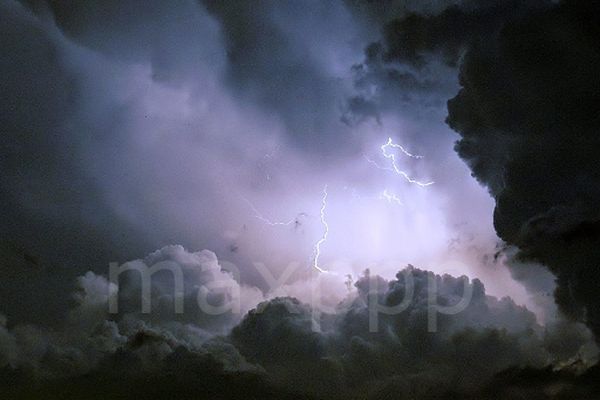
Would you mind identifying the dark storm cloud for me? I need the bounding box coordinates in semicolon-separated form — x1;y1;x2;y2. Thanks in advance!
476;364;600;400
2;329;311;399
27;0;367;155
344;0;465;23
24;0;225;83
199;0;359;153
343;0;554;126
346;44;456;124
340;95;381;126
230;267;591;398
446;0;600;340
0;0;155;326
110;245;263;332
1;0;264;326
1;254;592;399
24;351;310;400
366;0;550;68
0;247;262;380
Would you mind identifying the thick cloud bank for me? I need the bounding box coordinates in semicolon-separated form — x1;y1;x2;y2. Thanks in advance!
0;246;596;399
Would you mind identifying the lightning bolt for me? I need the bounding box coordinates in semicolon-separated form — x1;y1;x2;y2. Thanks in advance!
311;185;329;273
382;137;423;159
380;189;403;205
365;137;434;187
245;187;329;273
243;197;305;226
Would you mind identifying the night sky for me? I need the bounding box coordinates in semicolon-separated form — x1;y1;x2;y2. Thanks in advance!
1;0;600;398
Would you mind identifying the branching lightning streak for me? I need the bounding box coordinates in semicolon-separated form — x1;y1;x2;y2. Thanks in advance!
243;197;302;226
311;185;329;273
365;137;434;187
363;155;393;172
382;137;423;159
380;189;403;205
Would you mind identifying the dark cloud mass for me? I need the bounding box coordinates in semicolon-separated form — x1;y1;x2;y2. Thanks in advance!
343;0;554;129
0;0;154;325
372;0;550;67
199;0;360;154
0;251;595;399
446;0;600;340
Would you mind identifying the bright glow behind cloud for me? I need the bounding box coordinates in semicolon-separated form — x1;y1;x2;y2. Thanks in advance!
0;0;533;320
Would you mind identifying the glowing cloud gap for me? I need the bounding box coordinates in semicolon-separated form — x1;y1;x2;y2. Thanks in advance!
311;185;329;273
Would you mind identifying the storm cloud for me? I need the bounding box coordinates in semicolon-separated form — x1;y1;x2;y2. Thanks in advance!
0;246;595;399
446;0;600;339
